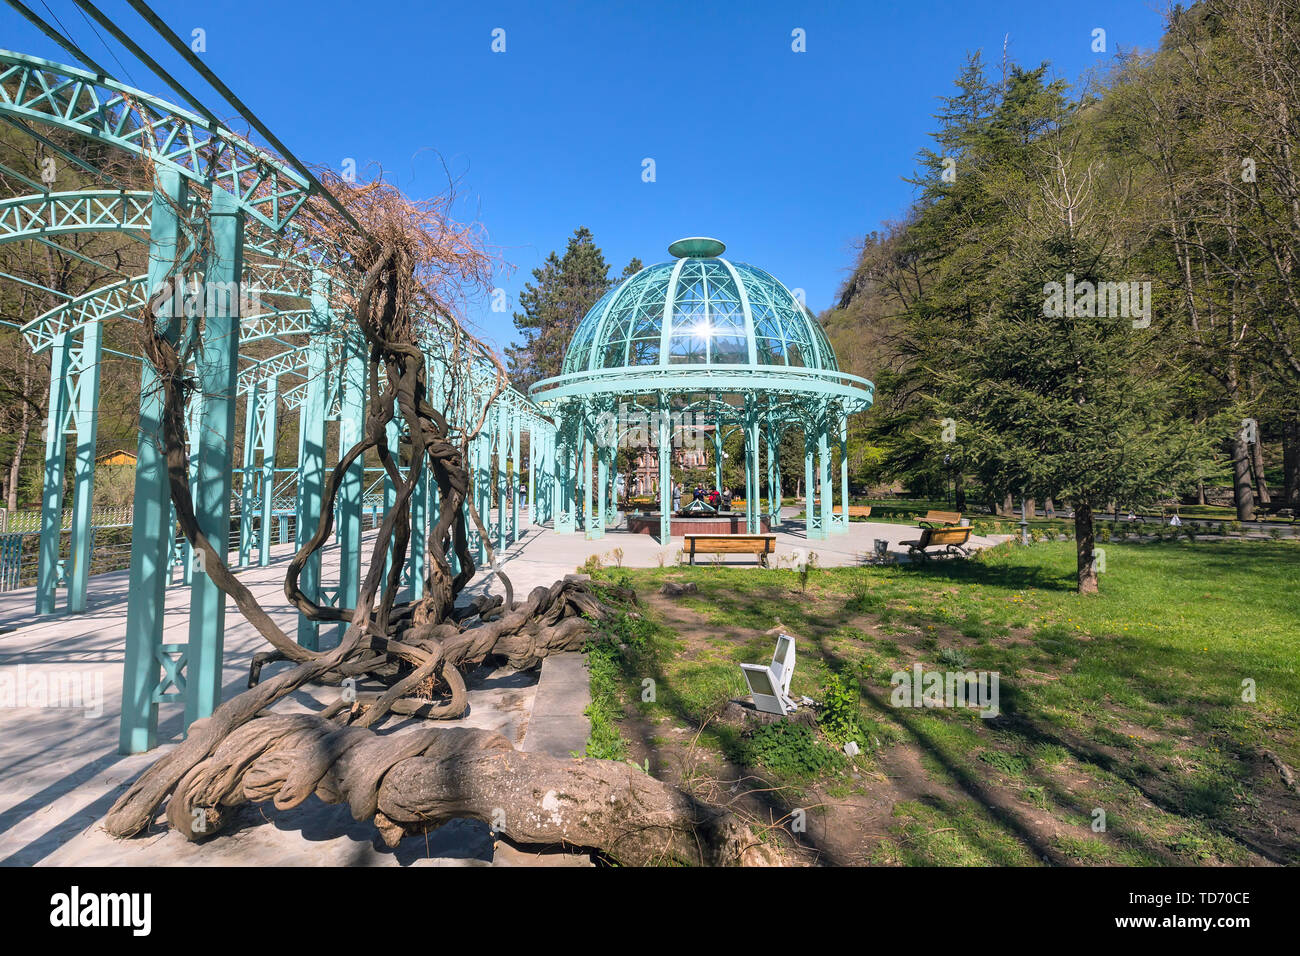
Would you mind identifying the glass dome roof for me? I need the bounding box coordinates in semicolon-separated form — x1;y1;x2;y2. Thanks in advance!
561;239;839;375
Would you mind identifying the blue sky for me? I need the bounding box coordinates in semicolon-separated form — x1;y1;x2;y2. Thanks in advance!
3;1;1168;352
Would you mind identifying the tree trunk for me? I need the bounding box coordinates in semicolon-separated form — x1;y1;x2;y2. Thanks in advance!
1283;416;1300;509
1231;433;1256;521
999;492;1014;517
1197;481;1207;506
7;348;37;513
954;471;966;512
1025;498;1036;519
1075;504;1098;594
1250;433;1271;506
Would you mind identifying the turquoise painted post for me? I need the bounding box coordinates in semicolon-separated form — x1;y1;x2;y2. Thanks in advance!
713;426;723;493
181;394;200;586
495;404;506;554
657;397;671;542
591;434;607;541
804;429;822;540
237;379;259;567
382;416;399;584
745;403;760;534
295;273;330;650
35;331;71;615
184;186;244;732
835;408;849;535
409;453;427;599
67;320;103;614
582;427;595;539
510;408;520;543
767;422;782;530
336;331;366;644
817;425;833;540
120;168;186;754
525;424;536;529
257;376;278;566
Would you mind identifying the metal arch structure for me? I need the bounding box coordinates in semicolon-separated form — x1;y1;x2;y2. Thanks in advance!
0;51;313;232
531;237;874;543
0;45;558;755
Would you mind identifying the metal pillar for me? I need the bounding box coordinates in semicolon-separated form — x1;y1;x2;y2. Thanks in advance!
120;168;186;754
35;331;71;614
237;381;259;567
257;376;278;566
835;407;849;534
657;395;671;542
745;401;761;534
294;274;330;649
65;321;102;614
767;420;782;530
335;331;366;644
185;185;244;731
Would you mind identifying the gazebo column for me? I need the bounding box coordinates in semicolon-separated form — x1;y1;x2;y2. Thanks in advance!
237;380;260;567
66;320;102;614
553;420;573;534
185;186;244;730
121;168;187;753
767;421;782;530
408;452;427;600
381;417;400;583
181;394;201;586
833;406;849;534
35;331;71;615
590;425;608;541
582;423;596;538
713;426;723;492
525;423;536;528
509;407;520;544
745;399;760;533
817;424;833;540
335;331;366;645
495;404;507;554
657;395;671;542
257;376;278;566
295;277;330;649
804;425;824;540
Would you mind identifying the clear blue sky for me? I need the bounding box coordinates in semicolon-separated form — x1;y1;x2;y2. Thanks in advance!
3;0;1168;352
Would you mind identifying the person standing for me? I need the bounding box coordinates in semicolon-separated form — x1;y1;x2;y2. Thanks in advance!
671;482;682;514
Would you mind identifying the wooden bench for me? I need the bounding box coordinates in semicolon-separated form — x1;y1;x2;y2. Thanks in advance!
683;533;777;567
832;505;873;518
920;510;962;527
901;525;973;560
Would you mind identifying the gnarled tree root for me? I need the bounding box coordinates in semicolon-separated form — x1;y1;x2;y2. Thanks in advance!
108;713;777;867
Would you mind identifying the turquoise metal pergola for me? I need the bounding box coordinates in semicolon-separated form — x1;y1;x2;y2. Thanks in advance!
0;49;557;754
530;238;873;542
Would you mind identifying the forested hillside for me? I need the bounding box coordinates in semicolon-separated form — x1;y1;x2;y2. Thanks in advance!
822;0;1300;533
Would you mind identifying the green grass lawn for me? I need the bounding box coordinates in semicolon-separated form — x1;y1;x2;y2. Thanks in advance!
581;538;1300;865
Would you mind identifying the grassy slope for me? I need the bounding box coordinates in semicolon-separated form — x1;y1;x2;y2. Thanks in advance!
585;538;1300;865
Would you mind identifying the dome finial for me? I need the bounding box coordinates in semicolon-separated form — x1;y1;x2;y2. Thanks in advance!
668;236;726;258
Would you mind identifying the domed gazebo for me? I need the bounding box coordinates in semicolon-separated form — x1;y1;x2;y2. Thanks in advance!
530;238;873;541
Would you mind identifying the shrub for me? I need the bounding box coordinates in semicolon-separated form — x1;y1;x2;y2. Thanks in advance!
735;721;844;780
818;671;864;746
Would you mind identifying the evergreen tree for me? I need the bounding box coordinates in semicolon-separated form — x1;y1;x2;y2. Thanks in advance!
505;228;640;390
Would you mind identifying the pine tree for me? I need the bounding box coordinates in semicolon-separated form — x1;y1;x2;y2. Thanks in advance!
505;228;639;390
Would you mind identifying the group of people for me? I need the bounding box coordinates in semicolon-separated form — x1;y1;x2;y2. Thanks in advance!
670;483;734;511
